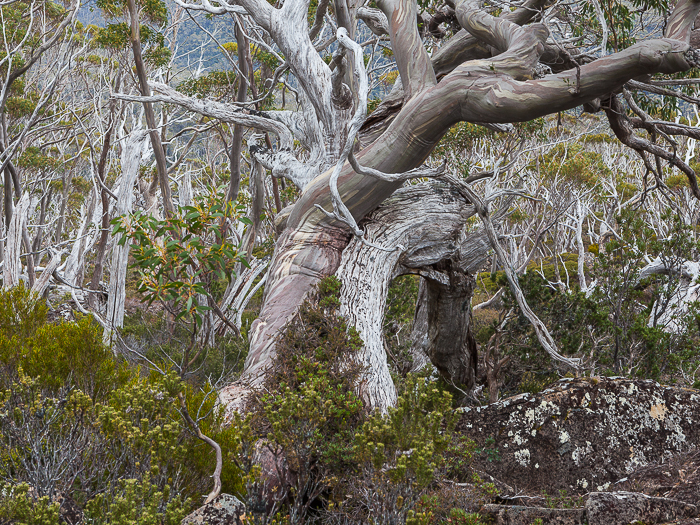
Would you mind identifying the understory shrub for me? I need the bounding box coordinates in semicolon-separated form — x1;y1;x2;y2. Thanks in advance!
245;276;366;523
0;286;246;524
0;283;487;525
479;211;700;394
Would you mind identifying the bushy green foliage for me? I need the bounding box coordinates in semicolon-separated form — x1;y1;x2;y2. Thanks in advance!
332;375;466;524
113;187;248;330
0;483;60;525
536;143;611;188
0;287;253;522
576;0;669;53
178;70;238;98
92;0;171;66
0;284;47;342
355;375;456;488
84;474;188;525
0;284;130;400
490;210;700;387
246;276;366;523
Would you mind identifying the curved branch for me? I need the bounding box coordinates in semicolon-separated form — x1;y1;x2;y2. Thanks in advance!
448;37;700;124
348;151;446;182
357;6;389;36
318;27;370;236
376;0;436;98
115;82;294;150
178;393;222;504
309;0;331;40
443;174;581;369
666;0;700;42
453;0;549;80
360;0;555;139
248;135;320;190
172;0;271;31
603;95;700;199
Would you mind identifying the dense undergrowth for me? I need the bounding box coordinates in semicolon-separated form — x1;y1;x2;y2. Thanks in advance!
0;285;252;524
4;205;700;524
469;211;700;400
0;281;495;525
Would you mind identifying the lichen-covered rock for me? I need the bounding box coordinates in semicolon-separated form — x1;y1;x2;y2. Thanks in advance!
481;504;586;524
614;447;700;507
586;491;697;525
456;377;700;493
181;494;245;525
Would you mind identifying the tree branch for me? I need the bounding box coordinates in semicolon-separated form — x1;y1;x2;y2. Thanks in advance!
115;82;294;149
376;0;436;98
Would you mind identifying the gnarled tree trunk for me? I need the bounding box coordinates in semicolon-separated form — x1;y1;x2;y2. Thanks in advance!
164;0;700;412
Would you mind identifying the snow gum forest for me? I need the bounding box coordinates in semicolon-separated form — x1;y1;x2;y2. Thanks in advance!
2;0;700;522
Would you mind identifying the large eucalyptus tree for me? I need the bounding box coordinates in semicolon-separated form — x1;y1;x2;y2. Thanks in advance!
140;0;700;411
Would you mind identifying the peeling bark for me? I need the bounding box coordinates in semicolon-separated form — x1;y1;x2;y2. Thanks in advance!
335;181;486;410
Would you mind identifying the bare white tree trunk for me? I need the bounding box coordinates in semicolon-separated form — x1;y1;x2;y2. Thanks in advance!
337;181;489;411
32;249;63;297
3;193;30;289
179;171;193;208
641;258;700;333
575;199;589;292
104;131;149;345
63;187;101;289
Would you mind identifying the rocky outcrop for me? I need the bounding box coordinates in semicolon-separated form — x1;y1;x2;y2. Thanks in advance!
481;504;586;524
181;494;245;525
585;491;697;525
481;492;698;525
614;446;700;507
457;377;700;494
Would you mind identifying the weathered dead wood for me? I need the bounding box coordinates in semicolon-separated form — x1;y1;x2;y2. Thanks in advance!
104;131;149;345
444;174;582;369
32;249;63;297
3;193;30;289
116;83;294;150
336;181;484;410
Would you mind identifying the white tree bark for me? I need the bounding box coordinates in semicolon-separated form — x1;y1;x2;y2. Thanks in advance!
32;249;63;297
337;181;486;411
3;193;30;289
575;199;588;292
63;188;101;289
641;257;700;333
179;171;194;208
104;131;149;345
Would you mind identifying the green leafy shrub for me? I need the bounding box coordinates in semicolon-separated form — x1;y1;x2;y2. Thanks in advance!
0;483;60;525
347;375;460;524
0;286;252;522
0;285;130;400
113;187;249;378
246;276;366;523
84;474;188;525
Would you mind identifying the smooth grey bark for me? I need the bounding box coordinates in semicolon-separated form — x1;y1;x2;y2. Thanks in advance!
127;0;176;219
227;20;250;204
